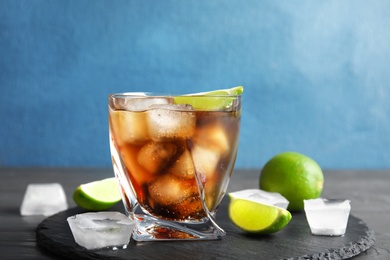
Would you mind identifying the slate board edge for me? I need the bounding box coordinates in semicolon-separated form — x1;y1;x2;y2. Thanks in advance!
287;228;375;260
35;208;376;260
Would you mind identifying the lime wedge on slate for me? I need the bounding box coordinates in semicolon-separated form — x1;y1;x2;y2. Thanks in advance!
228;189;292;234
73;178;122;211
174;86;243;110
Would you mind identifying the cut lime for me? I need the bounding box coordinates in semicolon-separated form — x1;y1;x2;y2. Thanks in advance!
228;189;292;234
174;86;243;110
73;178;122;211
193;86;244;96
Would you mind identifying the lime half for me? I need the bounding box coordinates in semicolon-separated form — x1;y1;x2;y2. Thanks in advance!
228;189;292;234
174;86;243;110
73;178;122;211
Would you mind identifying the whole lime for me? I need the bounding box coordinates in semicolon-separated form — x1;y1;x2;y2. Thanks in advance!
259;152;324;211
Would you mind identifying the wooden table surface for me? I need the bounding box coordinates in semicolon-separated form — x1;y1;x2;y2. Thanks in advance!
0;168;389;259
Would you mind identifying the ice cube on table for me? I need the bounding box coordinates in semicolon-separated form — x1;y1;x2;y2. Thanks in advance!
147;104;196;140
304;198;351;236
67;211;135;250
20;183;68;216
229;189;289;209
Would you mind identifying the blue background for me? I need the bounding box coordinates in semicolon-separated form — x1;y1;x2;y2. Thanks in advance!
1;0;389;169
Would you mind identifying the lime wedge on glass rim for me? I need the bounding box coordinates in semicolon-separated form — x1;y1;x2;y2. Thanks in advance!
73;178;122;211
174;86;243;110
228;189;292;235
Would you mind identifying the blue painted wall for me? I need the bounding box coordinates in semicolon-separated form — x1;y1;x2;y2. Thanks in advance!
1;0;389;169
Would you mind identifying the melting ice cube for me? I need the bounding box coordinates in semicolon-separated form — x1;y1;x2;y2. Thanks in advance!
67;211;135;250
20;183;68;216
304;198;351;236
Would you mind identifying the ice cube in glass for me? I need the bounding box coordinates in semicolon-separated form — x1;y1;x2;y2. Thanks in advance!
109;110;150;144
109;97;172;144
146;172;204;220
67;211;135;250
147;104;196;140
123;96;171;111
194;122;230;155
137;141;180;175
304;198;351;236
20;183;68;216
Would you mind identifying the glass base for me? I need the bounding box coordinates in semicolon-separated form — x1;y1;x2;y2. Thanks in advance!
131;214;226;241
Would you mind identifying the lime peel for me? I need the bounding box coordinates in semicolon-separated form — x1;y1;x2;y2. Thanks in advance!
187;86;244;96
73;177;122;211
228;189;292;234
173;86;243;110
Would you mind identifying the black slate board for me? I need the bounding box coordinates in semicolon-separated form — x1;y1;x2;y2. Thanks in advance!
36;198;375;260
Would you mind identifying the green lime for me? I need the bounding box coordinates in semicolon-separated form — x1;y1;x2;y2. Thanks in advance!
260;152;324;211
173;86;243;110
73;177;122;211
228;189;292;234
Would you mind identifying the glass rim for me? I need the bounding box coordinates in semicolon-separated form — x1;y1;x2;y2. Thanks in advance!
108;92;242;99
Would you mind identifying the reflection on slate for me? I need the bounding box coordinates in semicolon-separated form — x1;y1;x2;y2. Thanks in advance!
36;198;375;260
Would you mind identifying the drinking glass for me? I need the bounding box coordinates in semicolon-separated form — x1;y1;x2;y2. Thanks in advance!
108;92;242;241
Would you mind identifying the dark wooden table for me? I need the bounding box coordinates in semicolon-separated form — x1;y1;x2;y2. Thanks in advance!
1;168;389;259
